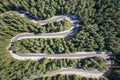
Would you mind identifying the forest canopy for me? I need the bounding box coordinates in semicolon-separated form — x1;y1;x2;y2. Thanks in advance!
0;0;120;80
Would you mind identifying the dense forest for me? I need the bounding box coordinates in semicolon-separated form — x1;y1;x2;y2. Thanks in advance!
37;74;108;80
0;57;108;79
0;12;72;34
0;0;120;80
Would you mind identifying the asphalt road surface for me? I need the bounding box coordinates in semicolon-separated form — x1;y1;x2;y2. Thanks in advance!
6;11;111;78
39;68;103;78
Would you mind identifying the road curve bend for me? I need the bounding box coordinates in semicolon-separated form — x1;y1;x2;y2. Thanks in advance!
6;11;111;78
40;68;103;78
8;12;81;60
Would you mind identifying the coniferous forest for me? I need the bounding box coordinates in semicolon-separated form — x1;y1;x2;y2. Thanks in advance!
0;0;120;80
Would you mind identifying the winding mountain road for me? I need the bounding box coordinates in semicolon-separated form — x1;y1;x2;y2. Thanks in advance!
6;11;111;78
39;68;104;78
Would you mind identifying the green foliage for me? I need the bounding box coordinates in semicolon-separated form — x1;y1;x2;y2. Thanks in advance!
109;69;120;80
0;12;72;34
0;0;119;80
0;57;108;79
37;74;108;80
